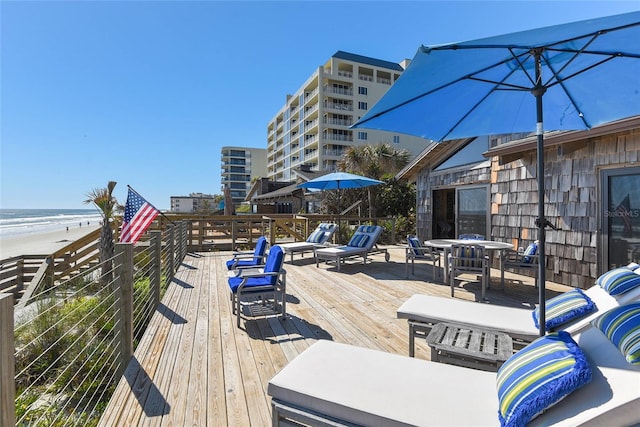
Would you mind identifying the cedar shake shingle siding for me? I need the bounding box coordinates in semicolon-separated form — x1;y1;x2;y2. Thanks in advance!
413;119;640;289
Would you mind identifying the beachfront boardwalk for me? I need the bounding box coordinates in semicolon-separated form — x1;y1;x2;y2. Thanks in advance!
98;246;573;426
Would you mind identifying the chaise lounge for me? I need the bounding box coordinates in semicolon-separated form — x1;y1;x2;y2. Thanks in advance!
279;223;338;263
313;225;389;272
397;263;640;354
268;318;640;426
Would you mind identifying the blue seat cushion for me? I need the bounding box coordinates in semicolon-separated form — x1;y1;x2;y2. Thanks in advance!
593;302;640;365
532;288;597;330
497;331;591;427
596;267;640;295
228;276;274;292
226;259;259;270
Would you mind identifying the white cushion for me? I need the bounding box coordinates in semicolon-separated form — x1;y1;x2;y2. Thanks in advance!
268;340;497;426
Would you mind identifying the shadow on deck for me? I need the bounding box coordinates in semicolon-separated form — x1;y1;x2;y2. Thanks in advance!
98;246;573;426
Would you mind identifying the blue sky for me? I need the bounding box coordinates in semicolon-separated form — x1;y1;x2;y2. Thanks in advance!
2;1;638;210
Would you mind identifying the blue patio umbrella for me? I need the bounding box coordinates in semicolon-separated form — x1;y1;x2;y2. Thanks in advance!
299;172;384;241
352;12;640;335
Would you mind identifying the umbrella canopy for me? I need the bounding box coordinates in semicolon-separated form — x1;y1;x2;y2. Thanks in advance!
353;12;640;336
299;172;384;242
298;172;384;191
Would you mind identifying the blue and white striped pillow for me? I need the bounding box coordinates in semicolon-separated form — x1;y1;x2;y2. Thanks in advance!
592;302;640;365
358;225;377;234
348;234;369;248
532;288;597;330
522;242;538;263
496;331;592;427
306;230;325;243
596;267;640;295
408;236;424;256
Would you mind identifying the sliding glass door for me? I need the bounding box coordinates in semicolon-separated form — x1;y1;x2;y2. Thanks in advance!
602;167;640;270
456;186;489;239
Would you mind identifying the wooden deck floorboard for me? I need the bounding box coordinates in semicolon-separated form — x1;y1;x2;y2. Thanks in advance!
98;246;573;426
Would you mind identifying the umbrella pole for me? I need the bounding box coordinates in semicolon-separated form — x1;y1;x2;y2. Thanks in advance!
534;51;547;336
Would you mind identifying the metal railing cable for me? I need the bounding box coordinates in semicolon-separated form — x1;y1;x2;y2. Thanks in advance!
6;222;188;426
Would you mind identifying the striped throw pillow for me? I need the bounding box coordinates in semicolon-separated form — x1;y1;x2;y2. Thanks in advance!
408;236;424;256
358;225;377;234
593;302;640;365
596;267;640;295
348;234;369;248
306;230;325;243
532;288;597;330
522;242;538;263
496;331;592;427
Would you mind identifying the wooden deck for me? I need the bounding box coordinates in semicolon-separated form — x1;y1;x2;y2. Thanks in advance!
98;246;573;426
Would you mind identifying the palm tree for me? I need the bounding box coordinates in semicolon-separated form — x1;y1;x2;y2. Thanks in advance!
84;181;118;284
338;143;410;217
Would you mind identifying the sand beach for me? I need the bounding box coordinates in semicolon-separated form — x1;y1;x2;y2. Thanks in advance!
0;225;101;259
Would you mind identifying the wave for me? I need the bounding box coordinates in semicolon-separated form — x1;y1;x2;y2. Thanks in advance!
0;209;103;239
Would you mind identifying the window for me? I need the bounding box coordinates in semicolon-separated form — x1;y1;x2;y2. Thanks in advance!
358;102;368;110
358;132;368;141
358;86;368;95
393;135;400;144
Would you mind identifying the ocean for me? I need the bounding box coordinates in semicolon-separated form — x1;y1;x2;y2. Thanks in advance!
0;209;103;239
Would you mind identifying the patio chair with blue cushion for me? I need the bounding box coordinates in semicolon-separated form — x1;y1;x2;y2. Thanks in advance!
225;236;268;270
279;223;338;263
405;235;440;279
500;240;539;289
449;243;489;300
227;245;286;328
314;225;389;272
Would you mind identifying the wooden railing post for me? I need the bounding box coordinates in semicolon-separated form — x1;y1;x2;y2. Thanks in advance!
231;218;237;250
181;222;187;260
0;293;16;427
16;258;24;295
114;244;134;378
168;225;175;278
150;231;162;309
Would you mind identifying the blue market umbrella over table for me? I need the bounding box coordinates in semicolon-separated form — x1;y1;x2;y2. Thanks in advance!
352;12;640;335
299;172;384;241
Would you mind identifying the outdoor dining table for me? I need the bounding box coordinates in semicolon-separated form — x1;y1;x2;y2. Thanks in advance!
423;239;514;286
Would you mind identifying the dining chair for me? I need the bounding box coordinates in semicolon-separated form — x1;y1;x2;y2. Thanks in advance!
449;243;489;300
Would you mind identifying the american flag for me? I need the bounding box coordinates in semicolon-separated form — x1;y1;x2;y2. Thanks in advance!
120;188;160;243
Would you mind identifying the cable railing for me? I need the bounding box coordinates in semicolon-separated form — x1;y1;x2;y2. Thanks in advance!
0;222;188;427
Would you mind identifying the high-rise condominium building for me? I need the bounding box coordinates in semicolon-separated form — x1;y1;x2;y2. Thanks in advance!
221;146;267;205
266;51;428;181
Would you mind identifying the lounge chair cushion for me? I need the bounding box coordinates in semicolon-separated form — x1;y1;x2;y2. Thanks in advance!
306;230;325;243
522;242;538;263
532;288;597;330
348;234;369;248
596;267;640;295
593;302;640;365
497;331;592;427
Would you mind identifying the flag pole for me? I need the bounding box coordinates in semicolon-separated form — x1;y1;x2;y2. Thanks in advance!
127;185;176;225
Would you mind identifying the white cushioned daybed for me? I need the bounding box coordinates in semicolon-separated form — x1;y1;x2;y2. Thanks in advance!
398;264;640;353
268;324;640;427
314;225;389;272
279;223;338;263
